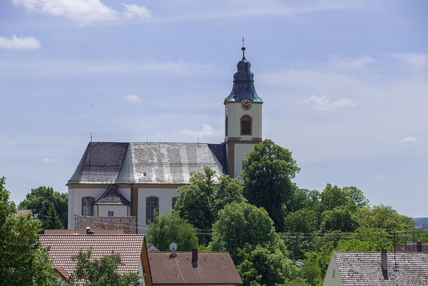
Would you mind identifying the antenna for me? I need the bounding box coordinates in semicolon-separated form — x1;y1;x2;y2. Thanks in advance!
90;133;92;142
169;242;177;258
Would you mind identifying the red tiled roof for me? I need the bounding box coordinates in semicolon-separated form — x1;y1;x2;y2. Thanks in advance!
148;252;242;285
40;234;145;278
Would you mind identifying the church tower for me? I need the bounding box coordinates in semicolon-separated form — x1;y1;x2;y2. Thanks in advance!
224;45;263;178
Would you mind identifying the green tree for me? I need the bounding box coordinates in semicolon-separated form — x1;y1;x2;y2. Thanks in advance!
242;139;300;232
67;247;141;286
211;202;299;285
356;205;415;232
0;177;58;285
147;212;198;251
320;206;359;232
174;167;244;241
18;186;68;230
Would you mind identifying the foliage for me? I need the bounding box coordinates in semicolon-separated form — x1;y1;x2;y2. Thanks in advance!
18;186;68;230
67;247;141;286
174;166;244;242
320;206;359;232
146;212;198;251
242;139;300;232
335;227;393;251
211;202;299;285
356;205;415;232
286;208;318;234
236;244;298;286
0;177;58;285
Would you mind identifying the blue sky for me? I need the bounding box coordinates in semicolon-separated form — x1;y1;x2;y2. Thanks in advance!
1;0;427;217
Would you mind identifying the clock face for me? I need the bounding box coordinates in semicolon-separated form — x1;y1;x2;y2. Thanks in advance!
241;100;252;111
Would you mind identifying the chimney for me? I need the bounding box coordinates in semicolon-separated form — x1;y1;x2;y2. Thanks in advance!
381;250;388;280
86;226;94;235
192;248;198;268
417;241;422;252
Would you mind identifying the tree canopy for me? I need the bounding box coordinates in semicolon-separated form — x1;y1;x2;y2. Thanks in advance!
242;139;300;232
18;186;68;230
210;202;299;285
0;177;58;285
174;167;244;242
147;212;198;251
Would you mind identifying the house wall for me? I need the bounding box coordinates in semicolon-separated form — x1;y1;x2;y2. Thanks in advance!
96;205;129;216
137;187;179;234
68;186;131;229
225;102;262;141
322;255;343;286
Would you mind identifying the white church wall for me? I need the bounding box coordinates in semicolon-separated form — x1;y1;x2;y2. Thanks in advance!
234;143;256;178
68;187;130;229
225;102;262;140
97;205;129;217
137;187;179;234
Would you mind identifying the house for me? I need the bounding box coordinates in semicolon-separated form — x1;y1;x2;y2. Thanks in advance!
67;46;263;233
323;250;428;285
148;249;242;286
40;232;153;285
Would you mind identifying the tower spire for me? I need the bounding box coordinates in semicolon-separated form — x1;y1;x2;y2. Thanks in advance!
241;37;246;59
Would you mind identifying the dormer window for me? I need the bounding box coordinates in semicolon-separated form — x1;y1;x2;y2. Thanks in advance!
241;115;252;135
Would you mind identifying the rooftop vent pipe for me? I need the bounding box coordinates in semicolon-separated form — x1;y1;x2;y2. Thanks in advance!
192;248;198;268
381;250;388;280
86;227;94;235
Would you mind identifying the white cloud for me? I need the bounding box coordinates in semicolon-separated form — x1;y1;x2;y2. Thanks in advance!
12;0;118;25
329;54;375;70
176;124;222;138
126;94;142;104
5;140;17;145
0;35;40;49
398;136;419;143
122;3;151;19
389;53;428;68
373;174;385;181
303;95;356;110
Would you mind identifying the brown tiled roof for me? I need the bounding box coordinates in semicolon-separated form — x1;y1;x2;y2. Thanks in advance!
333;251;428;285
148;252;242;285
40;234;145;278
44;229;125;234
55;266;70;280
94;185;130;205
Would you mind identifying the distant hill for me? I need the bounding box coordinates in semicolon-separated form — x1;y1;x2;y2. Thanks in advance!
413;217;428;229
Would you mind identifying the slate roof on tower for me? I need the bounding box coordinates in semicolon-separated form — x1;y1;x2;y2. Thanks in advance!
224;46;263;104
67;142;227;185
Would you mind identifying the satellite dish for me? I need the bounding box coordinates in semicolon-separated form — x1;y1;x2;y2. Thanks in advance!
169;242;177;252
169;243;178;258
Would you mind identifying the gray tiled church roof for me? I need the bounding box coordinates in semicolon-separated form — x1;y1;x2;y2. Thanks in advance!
333;251;428;285
68;142;227;185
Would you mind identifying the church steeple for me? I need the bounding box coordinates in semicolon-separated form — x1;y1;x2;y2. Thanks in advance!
223;45;263;178
224;45;263;104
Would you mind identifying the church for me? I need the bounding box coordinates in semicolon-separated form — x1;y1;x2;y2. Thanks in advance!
67;46;263;233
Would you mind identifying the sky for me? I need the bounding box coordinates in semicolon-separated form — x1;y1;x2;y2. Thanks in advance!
1;0;427;218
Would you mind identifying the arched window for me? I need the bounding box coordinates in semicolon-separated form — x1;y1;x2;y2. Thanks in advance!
146;196;159;224
241;115;252;135
82;197;95;216
172;197;178;209
225;116;228;136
